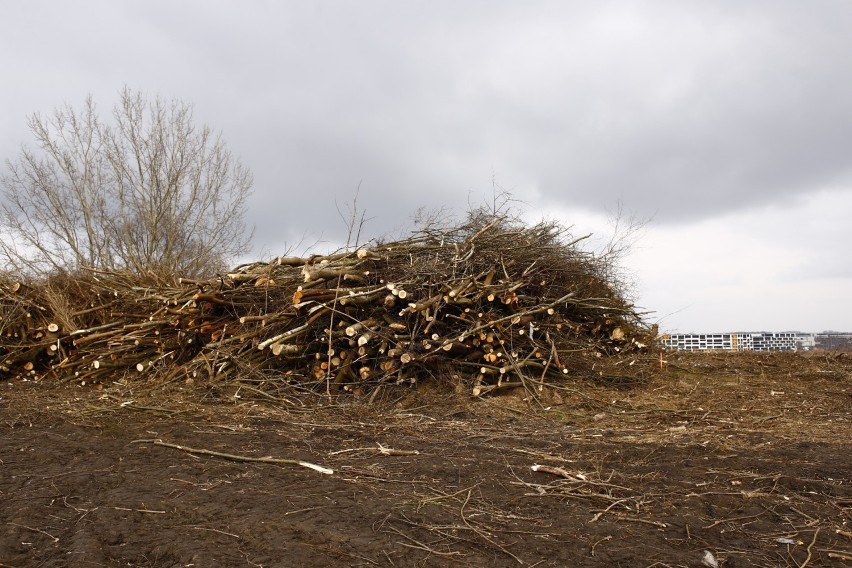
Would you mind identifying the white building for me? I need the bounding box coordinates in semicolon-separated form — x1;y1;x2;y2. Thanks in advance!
660;332;815;352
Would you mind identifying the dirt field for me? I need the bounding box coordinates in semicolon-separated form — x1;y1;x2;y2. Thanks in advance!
1;352;850;567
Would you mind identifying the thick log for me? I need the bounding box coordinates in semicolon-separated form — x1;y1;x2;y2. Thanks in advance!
270;343;302;357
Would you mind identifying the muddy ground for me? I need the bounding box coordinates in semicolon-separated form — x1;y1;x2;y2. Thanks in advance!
1;352;850;567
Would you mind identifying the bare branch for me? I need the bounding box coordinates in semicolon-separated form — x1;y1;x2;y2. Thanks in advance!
1;87;253;278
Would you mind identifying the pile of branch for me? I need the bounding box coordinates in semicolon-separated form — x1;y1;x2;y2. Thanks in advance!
0;214;655;398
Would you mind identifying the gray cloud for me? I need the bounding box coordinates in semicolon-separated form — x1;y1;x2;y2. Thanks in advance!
3;0;852;253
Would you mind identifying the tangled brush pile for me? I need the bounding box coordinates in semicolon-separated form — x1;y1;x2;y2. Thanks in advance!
1;212;656;399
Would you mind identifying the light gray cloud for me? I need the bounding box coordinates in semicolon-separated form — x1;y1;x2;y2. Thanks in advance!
5;2;852;239
188;0;852;240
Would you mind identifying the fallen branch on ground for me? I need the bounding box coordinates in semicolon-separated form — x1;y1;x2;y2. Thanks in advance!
132;438;333;474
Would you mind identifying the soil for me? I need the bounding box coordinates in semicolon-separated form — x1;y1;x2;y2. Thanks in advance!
1;352;850;567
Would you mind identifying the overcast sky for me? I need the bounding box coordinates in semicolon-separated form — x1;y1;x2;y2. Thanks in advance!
2;1;850;332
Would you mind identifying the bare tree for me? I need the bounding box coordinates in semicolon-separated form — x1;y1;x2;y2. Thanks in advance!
0;87;253;278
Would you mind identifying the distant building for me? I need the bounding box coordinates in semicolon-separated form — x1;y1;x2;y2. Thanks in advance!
814;332;852;351
660;332;815;352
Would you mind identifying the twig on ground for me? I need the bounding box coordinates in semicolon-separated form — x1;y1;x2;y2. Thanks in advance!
377;443;420;456
7;522;59;543
590;498;631;522
458;489;527;565
132;438;333;474
386;526;464;558
609;513;668;528
798;527;820;568
590;535;612;557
